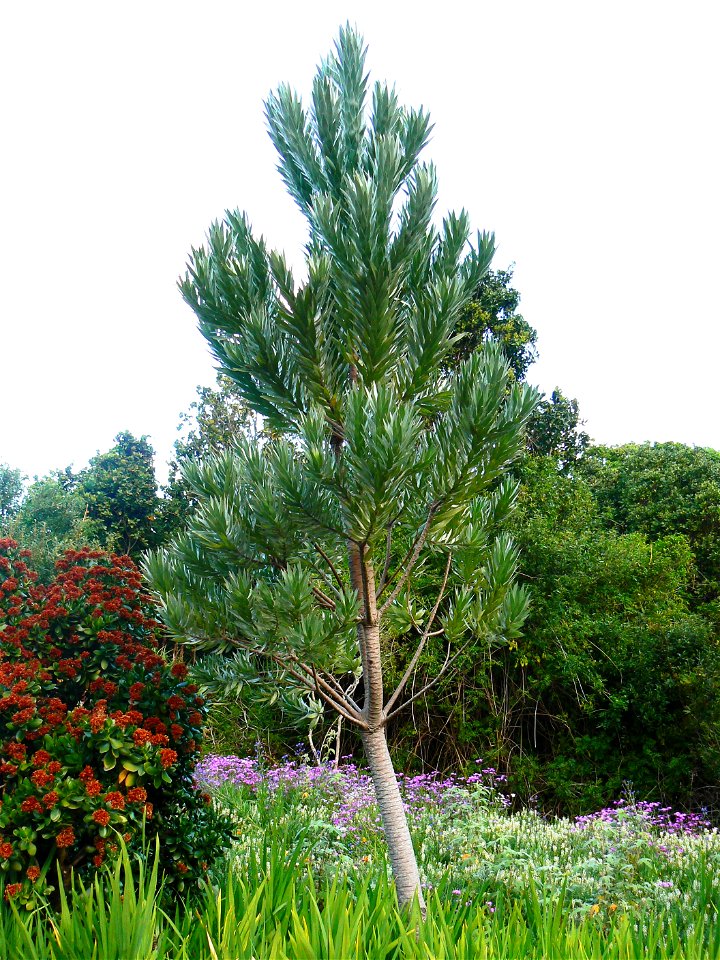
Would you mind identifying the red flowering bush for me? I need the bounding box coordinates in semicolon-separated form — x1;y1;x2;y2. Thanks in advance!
0;539;231;905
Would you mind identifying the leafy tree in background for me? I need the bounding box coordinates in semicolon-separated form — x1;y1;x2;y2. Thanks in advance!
447;267;537;380
159;377;256;537
447;272;589;467
146;26;537;909
0;463;24;522
508;456;720;811
79;431;160;557
18;473;86;539
580;443;720;617
7;472;103;580
526;388;590;467
382;455;720;814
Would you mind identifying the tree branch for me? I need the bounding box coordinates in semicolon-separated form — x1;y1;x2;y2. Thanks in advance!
310;662;368;727
307;560;344;604
377;523;394;595
295;656;364;716
384;635;472;722
312;541;345;591
312;585;336;610
378;504;438;616
310;665;363;714
384;552;452;717
226;638;366;727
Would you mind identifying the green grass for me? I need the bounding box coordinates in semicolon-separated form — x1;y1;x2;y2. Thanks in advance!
2;767;719;958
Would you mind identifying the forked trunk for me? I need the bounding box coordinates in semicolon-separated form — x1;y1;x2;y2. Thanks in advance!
362;726;426;913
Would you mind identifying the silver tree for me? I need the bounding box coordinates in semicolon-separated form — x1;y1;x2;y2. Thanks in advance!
146;26;537;910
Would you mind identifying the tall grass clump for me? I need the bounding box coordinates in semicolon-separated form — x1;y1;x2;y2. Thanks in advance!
2;754;719;957
2;829;719;958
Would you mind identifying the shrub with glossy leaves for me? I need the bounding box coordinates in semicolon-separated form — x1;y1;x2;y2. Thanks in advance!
0;538;232;906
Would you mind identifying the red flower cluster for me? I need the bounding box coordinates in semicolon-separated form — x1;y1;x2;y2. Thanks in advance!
160;749;178;769
105;791;125;810
56;827;75;848
0;540;225;903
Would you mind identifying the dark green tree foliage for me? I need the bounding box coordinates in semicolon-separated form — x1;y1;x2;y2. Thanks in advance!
526;388;590;467
384;456;720;814
580;443;720;615
17;474;86;540
508;457;720;812
447;267;538;380
7;474;103;581
0;464;24;522
444;272;589;468
79;432;160;557
147;27;536;907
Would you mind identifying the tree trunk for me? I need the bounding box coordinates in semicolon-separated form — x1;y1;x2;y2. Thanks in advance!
362;726;426;912
347;542;425;912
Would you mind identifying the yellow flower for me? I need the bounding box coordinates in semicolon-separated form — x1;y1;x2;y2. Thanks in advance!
589;904;600;917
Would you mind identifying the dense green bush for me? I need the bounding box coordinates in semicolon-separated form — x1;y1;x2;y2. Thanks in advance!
383;457;720;815
0;539;231;905
579;443;720;621
504;459;720;811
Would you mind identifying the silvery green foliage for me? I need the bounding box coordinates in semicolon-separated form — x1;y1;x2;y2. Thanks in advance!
146;26;537;714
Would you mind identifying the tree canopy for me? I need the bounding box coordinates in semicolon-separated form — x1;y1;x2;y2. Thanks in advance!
79;431;160;557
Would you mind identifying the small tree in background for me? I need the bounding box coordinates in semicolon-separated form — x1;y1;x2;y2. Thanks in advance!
448;267;537;380
79;431;160;557
0;464;24;523
527;388;590;468
146;26;537;909
6;473;104;581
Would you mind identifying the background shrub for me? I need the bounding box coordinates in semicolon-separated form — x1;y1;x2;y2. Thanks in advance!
382;457;720;816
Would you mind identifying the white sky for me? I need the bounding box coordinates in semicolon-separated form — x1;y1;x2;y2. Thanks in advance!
2;1;718;485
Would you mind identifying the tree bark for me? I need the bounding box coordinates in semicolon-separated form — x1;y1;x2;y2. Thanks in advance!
361;726;426;913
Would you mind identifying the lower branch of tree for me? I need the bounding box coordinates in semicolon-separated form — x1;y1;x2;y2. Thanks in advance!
311;541;345;591
308;662;368;727
227;637;366;727
311;584;336;610
383;552;452;717
309;664;363;714
384;634;473;723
